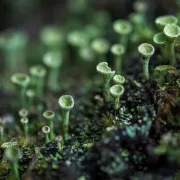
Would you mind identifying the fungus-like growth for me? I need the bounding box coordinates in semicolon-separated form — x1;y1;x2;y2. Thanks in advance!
138;43;155;79
26;89;35;108
164;24;180;41
155;15;178;30
43;111;55;140
4;147;21;179
43;51;62;90
153;32;167;59
91;38;110;62
163;24;180;65
113;20;132;47
40;26;64;50
58;95;74;139
2;32;28;72
113;20;133;35
79;46;95;62
134;1;147;13
84;24;103;40
110;85;124;109
11;73;30;107
96;62;115;93
93;10;111;28
42;126;51;143
67;30;89;48
20;117;29;139
113;75;125;85
18;108;28;118
111;44;125;72
30;65;47;98
153;32;166;45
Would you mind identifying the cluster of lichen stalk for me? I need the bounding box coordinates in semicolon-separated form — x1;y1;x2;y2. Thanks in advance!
1;7;180;178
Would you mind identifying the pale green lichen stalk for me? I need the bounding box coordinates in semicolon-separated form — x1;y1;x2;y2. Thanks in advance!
29;65;47;98
163;24;180;65
113;20;132;49
20;117;29;139
42;126;51;143
91;38;110;62
40;26;64;50
5;148;22;180
155;15;178;30
11;73;30;107
26;89;35;109
113;74;125;85
96;62;115;95
153;32;167;59
43;110;55;140
138;43;155;80
43;51;62;90
111;44;125;72
58;95;74;140
110;85;124;109
1;32;28;73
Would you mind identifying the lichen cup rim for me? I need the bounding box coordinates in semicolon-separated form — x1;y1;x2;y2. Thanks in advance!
138;43;155;58
110;84;124;98
96;62;115;75
58;95;74;111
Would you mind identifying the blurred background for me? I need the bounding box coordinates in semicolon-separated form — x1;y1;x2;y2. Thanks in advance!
0;0;178;33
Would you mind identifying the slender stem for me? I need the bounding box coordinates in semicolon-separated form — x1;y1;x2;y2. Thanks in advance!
24;124;28;139
46;134;50;143
104;77;111;100
48;67;59;90
20;87;26;108
120;36;128;51
28;96;34;109
115;56;122;73
62;111;70;139
114;97;120;110
169;42;176;66
4;49;26;73
143;57;150;80
50;119;55;140
37;77;44;98
4;52;16;72
12;162;19;180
